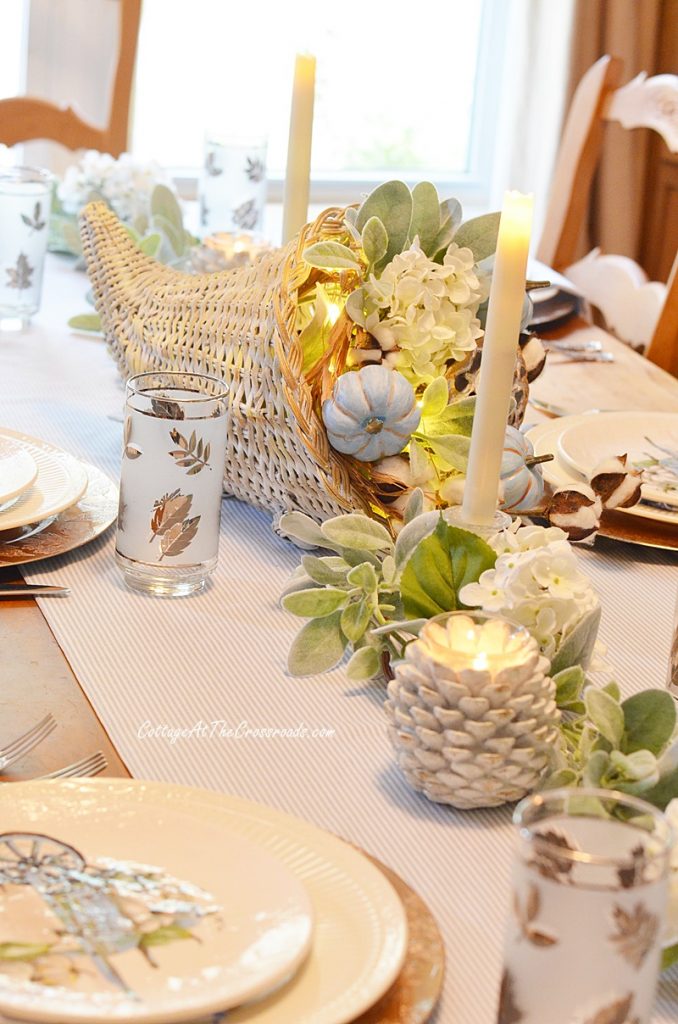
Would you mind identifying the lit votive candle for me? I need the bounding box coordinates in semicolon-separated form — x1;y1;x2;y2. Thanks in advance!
385;612;559;810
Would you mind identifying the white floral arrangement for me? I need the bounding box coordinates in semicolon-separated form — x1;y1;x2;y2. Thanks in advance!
58;150;172;224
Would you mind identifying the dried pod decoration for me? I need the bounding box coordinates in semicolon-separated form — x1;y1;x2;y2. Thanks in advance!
518;331;547;383
546;483;602;543
590;454;642;510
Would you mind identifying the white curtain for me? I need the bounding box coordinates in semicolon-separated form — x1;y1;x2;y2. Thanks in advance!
490;0;576;246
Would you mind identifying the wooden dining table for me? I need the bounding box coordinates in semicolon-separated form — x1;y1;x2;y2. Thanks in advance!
1;255;677;1024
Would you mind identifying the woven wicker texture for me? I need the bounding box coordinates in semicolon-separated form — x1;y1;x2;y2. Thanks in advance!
80;202;528;524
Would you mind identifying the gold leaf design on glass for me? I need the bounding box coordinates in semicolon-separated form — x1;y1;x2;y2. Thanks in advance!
609;903;660;969
529;829;577;883
117;483;127;533
150;490;193;540
583;993;637;1024
151;395;185;420
123;417;142;460
513;884;558;947
496;970;524;1024
169;428;211;474
617;844;647;889
159;515;200;560
5;252;34;292
21;201;46;233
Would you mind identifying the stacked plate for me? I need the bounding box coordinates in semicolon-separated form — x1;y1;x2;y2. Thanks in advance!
0;780;434;1024
0;428;118;564
527;411;678;551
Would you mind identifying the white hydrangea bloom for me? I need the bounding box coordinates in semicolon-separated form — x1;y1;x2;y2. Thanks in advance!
58;150;172;223
363;240;483;384
459;525;599;661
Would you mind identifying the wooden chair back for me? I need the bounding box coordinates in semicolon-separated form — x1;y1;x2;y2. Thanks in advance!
537;55;678;376
0;0;142;158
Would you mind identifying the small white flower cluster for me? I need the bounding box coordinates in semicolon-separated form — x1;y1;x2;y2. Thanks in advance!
363;240;483;384
459;523;599;661
58;150;172;223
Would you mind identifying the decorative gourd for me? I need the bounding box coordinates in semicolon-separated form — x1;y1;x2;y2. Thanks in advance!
322;365;421;462
499;425;553;512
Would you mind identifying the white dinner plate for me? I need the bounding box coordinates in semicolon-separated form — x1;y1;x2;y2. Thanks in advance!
0;781;408;1024
0;429;88;530
0;437;37;506
0;781;315;1023
557;411;678;508
526;418;678;526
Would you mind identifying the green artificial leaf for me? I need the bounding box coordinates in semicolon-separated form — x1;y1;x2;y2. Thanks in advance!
68;313;102;333
381;554;396;584
408;182;440;252
361;216;388;266
662;943;678;971
303;241;361;272
429;198;463;261
609;749;659;788
403;487;424;525
603;681;621;701
301;554;348;586
278;511;330;550
433;396;476;437
420;377;449;419
584;688;624;748
138;232;162;258
345;286;366;326
346;561;378;592
553;666;585;707
282;587;347;618
139;924;193;948
287;611;348;675
621;690;676;756
371;617;427;637
151;212;185;257
408;438;431;480
540;769;578;790
298;290;329;375
346;645;381;680
454;212;501;263
150;184;184;233
355;180;412;269
565;793;609;818
549;605;601;674
424;433;471;472
439;197;463;234
280;568;318;600
584;749;611;787
341;598;371;642
401;519;496;619
0;942;53;961
642;763;678;811
394;509;441;572
321;513;393;552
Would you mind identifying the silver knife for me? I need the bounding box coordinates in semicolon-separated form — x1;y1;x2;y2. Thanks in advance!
0;583;70;597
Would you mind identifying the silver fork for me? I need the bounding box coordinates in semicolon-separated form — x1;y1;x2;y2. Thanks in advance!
0;714;57;771
39;751;108;780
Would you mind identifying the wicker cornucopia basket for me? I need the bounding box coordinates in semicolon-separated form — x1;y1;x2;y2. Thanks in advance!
80;202;529;524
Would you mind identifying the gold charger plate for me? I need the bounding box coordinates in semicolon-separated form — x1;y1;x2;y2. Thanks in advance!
0;463;118;566
355;852;444;1024
598;508;678;552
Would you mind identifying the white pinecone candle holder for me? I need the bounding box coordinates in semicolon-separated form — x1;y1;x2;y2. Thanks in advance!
385;612;560;810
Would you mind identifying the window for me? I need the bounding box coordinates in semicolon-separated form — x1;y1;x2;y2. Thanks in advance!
0;0;27;102
131;0;508;206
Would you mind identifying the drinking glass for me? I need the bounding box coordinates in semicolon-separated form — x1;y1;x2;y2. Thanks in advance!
498;787;674;1024
198;135;267;235
115;372;228;596
0;167;52;328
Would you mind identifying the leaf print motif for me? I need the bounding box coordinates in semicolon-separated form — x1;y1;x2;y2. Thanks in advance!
123;417;142;459
583;993;635;1024
150;490;193;539
245;156;265;182
200;196;209;228
151;396;185;420
618;845;646;889
513;884;558;947
159;515;200;559
5;253;33;292
496;970;524;1024
21;201;46;233
530;829;577;883
609;903;659;968
169;428;211;474
117;483;127;532
204;151;222;177
232;198;259;230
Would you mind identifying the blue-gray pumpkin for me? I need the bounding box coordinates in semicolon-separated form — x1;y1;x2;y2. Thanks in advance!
322;365;421;462
499;425;552;512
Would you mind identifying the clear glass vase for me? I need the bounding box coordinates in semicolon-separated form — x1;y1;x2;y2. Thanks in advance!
0;167;52;329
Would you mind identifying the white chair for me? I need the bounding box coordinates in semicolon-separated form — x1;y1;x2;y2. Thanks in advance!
537;55;678;376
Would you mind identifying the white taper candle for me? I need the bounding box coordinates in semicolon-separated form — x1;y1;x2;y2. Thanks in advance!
282;54;316;245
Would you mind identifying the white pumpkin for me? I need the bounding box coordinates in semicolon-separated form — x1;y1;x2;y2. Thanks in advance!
322;365;421;462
